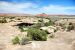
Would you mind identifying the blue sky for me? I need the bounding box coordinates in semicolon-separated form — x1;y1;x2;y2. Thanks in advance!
0;0;75;15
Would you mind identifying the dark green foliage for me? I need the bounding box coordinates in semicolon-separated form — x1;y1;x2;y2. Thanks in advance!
54;29;57;32
0;18;7;23
67;25;74;31
12;36;20;44
38;19;43;22
17;18;21;20
9;17;15;19
67;22;74;31
27;28;47;41
19;25;28;32
31;23;42;29
45;30;50;34
69;22;73;25
45;20;54;26
38;18;45;27
17;23;33;32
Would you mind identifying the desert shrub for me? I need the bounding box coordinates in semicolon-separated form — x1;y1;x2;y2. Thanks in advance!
19;37;31;45
58;23;67;30
45;30;50;34
59;23;63;27
38;20;43;22
12;36;20;44
67;23;74;31
17;18;21;20
18;24;30;32
38;18;45;27
50;34;55;38
67;25;74;31
9;17;15;19
54;29;57;32
0;18;7;23
19;26;28;32
45;20;54;26
69;22;72;25
17;23;34;32
27;28;47;41
31;23;42;29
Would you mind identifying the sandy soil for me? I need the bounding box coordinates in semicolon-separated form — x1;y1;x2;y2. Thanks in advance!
0;22;75;50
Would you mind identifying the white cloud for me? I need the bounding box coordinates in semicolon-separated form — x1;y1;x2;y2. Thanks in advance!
0;1;37;13
42;5;75;14
0;1;75;15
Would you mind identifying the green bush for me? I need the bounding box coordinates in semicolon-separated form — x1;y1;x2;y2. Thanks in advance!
67;23;74;31
38;19;43;22
27;28;47;41
12;36;20;44
45;20;54;26
67;25;74;31
9;17;15;19
19;25;28;32
45;30;50;34
31;23;42;29
69;22;72;25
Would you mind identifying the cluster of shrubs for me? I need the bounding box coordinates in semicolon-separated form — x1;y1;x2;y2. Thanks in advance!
0;18;7;23
19;25;28;32
12;36;30;45
12;18;56;45
9;17;15;19
12;36;20;44
18;18;54;32
27;28;47;41
45;20;54;26
38;18;54;26
67;22;74;31
31;23;42;29
58;22;74;31
12;28;48;45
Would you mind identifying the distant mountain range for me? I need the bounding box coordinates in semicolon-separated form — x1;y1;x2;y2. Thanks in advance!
0;13;75;17
0;13;34;17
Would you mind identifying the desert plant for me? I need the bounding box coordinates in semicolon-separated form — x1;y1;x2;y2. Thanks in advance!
67;22;74;31
50;34;55;38
67;25;74;31
17;18;21;20
69;22;72;25
19;37;31;45
45;20;54;26
38;19;43;22
0;18;7;23
9;17;15;19
18;24;29;32
27;28;47;41
12;36;20;44
31;23;42;29
45;30;50;34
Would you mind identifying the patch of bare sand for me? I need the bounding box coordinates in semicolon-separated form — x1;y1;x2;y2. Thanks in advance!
55;30;75;44
4;41;72;50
